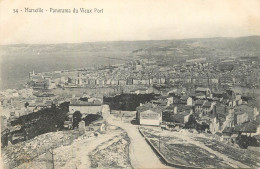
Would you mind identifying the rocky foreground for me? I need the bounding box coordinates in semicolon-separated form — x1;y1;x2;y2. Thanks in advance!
2;124;131;169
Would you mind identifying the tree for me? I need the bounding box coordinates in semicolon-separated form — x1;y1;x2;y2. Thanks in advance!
25;102;29;108
73;111;82;129
200;122;210;131
185;115;197;129
236;135;258;149
236;135;249;149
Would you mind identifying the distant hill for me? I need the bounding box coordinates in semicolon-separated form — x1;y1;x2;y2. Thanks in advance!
188;36;260;52
1;36;260;57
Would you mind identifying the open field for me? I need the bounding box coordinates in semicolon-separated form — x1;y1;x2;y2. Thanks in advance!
140;126;260;168
193;137;260;167
150;139;231;168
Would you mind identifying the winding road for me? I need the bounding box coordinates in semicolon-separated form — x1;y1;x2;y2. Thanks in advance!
107;116;171;169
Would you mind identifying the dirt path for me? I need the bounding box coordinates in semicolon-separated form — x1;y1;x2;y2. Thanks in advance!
58;132;121;169
107;116;171;169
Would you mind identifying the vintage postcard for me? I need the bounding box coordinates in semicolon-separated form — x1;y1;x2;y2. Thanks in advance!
0;0;260;168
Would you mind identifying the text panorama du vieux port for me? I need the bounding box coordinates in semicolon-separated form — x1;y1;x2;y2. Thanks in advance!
24;8;104;13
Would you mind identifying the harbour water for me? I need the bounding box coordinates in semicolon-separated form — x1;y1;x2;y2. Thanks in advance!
0;54;126;90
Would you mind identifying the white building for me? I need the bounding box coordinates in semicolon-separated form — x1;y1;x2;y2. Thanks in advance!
136;103;163;126
69;100;102;118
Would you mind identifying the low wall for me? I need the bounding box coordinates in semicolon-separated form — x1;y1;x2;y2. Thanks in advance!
248;146;260;152
138;127;201;169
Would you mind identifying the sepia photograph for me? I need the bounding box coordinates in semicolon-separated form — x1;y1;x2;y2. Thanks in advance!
0;0;260;168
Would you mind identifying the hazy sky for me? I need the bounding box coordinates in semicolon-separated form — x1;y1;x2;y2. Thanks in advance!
0;0;260;44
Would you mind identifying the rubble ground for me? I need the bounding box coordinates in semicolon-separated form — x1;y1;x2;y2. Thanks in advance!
2;130;81;169
89;131;132;169
12;126;131;169
193;137;260;167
